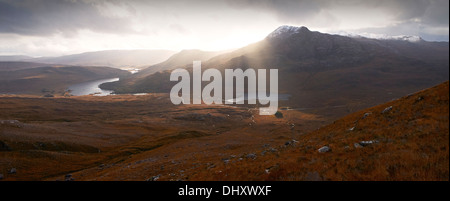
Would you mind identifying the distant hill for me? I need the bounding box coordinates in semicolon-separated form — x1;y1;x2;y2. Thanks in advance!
101;26;449;118
0;55;34;62
100;49;227;92
0;50;177;69
136;49;225;77
0;61;52;71
192;81;449;181
28;50;176;69
0;65;129;95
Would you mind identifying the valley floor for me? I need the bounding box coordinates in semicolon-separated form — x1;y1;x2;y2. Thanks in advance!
0;93;324;181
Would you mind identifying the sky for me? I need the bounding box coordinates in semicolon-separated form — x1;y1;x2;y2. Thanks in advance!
0;0;448;57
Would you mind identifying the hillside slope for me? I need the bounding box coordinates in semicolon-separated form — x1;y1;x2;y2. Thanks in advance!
137;49;225;77
191;81;449;181
0;61;51;71
101;49;225;92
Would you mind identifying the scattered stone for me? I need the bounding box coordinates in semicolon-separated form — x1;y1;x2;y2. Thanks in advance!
359;140;379;147
318;146;331;153
285;139;298;146
147;174;161;181
206;164;216;169
264;165;278;174
65;174;74;181
246;153;257;160
362;112;371;119
290;123;295;130
348;126;355;131
417;96;424;101
382;106;393;114
354;140;379;148
0;120;23;128
269;148;278;152
354;143;363;148
9;168;16;174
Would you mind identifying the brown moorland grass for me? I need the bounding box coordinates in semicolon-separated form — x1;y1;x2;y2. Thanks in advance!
190;81;449;181
0;93;323;181
0;81;448;181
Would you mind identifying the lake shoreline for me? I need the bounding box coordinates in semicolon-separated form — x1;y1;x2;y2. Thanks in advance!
67;77;119;96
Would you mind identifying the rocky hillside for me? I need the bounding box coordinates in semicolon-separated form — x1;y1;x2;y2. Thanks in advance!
190;81;449;181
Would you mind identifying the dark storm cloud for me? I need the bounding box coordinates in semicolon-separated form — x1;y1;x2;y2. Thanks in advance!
227;0;448;25
226;0;448;41
227;0;327;22
371;0;448;26
0;0;134;36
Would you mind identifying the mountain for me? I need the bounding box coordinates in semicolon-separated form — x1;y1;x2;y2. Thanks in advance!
0;55;34;62
191;81;449;181
0;61;52;71
101;25;449;118
136;49;226;77
0;65;129;95
100;49;226;92
22;50;176;69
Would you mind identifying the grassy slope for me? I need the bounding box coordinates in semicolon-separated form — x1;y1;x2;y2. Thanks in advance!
0;94;324;181
191;81;449;181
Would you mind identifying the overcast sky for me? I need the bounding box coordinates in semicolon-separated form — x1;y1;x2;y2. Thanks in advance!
0;0;448;57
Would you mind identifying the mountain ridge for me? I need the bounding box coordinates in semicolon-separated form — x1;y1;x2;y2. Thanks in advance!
0;49;177;69
101;26;449;119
